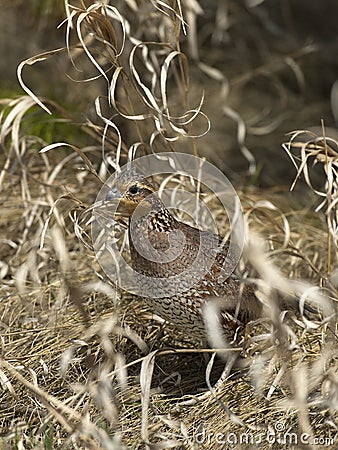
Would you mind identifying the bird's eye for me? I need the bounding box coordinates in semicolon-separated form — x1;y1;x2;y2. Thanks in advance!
128;185;140;195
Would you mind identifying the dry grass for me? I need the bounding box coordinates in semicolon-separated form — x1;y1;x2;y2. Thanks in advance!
1;1;337;449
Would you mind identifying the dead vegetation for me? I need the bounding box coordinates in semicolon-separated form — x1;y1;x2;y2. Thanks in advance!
0;1;337;449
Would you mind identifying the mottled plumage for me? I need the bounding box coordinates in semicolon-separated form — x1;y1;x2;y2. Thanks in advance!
107;171;262;341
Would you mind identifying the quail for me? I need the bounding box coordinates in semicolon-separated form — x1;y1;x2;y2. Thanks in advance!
105;170;262;343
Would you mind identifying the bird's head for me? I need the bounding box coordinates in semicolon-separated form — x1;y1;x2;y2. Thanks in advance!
106;170;160;217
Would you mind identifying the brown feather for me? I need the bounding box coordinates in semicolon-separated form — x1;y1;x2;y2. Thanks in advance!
107;172;262;342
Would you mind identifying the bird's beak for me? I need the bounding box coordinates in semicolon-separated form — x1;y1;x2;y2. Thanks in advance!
105;185;122;202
